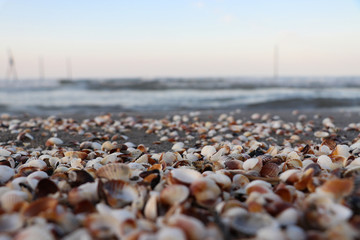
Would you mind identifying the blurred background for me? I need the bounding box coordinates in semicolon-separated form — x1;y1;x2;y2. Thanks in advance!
0;0;359;114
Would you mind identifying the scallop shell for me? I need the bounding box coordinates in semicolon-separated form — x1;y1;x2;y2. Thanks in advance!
96;163;130;181
0;190;27;212
260;162;280;178
0;165;15;184
160;184;189;205
101;180;138;208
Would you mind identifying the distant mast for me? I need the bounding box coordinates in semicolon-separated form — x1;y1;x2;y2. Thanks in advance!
5;49;18;81
66;57;72;80
39;56;45;81
273;45;278;80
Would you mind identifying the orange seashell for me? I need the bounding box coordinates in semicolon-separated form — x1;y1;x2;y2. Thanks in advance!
190;178;221;207
317;178;354;201
247;201;263;213
22;197;58;219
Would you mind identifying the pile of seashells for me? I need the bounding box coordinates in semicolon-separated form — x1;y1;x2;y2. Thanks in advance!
0;112;360;239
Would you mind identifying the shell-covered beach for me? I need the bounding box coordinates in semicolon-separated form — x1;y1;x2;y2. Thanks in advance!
1;109;360;239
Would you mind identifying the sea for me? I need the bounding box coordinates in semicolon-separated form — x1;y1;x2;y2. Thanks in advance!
0;77;360;115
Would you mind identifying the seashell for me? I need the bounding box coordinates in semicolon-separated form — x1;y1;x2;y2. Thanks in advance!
256;226;285;240
0;148;11;157
204;172;231;190
24;159;47;169
172;142;185;152
101;141;116;152
0;165;15;184
68;169;94;187
243;158;263;172
157;227;186;240
64;151;88;160
22;197;58;218
68;181;99;205
1;190;27;212
314;131;329;138
9;176;27;190
144;191;159;220
160;152;177;166
63;229;92;240
276;207;299;226
201;145;217;158
317;155;336;171
344;166;360;177
284;225;306;240
168;214;206;240
160;184;189;205
331;144;350;158
190;178;221;207
26;171;48;189
45;137;63;147
0;213;23;233
224;159;243;170
284;158;303;170
279;169;301;184
230;211;275;236
316;178;354;201
96;163;130;181
14;225;55;240
260;162;280;177
101;180;138;208
169;168;202;185
232;174;250;190
34;178;59;198
245;180;272;194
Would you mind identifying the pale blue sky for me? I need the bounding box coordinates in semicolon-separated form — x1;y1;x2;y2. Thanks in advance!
0;0;359;79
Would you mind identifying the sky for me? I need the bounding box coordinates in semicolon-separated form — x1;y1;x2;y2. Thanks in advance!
0;0;359;79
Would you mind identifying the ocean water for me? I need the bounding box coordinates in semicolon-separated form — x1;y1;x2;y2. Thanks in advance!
0;77;360;115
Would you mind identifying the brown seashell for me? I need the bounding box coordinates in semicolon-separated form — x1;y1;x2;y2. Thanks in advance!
96;163;130;181
260;162;280;178
190;178;221;207
169;168;202;185
101;180;138;208
68;182;99;205
275;183;296;202
294;168;315;192
321;138;337;150
34;178;58;199
224;159;243;170
160;184;189;206
73;200;96;214
68;169;94;187
64;151;88;160
22;197;58;219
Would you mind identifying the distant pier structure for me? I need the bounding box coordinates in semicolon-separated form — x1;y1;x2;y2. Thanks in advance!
273;45;279;80
5;49;18;81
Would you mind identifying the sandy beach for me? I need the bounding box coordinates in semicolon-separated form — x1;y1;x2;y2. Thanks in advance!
1;109;360;239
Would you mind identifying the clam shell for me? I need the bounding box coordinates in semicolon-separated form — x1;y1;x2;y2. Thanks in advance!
172;142;185;152
190;178;221;207
0;213;23;233
0;165;15;184
101;141;116;152
160;184;189;205
45;137;63;147
144;191;159;220
243;158;263;172
260;163;280;178
101;180;138;208
279;169;300;184
169;168;202;185
201;145;217;158
96;163;130;181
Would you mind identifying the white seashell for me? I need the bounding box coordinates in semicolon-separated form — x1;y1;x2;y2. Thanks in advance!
0;148;11;157
26;159;47;169
172;142;185;152
332;145;350;158
319;145;332;155
157;227;186;240
314;131;329;138
161;152;177;165
201;146;216;158
256;226;285;240
0;213;23;233
170;168;202;185
205;172;231;190
14;225;55;240
243;158;262;172
302;159;314;169
287;151;300;160
63;228;92;240
144;191;159;220
9;177;27;190
276;208;299;226
45;137;63;146
279;169;301;183
160;184;189;205
317;155;333;170
184;153;198;162
0;190;27;212
190;178;221;207
0;166;15;184
168;214;206;240
91;142;102;150
68;181;99;205
232;174;250;190
285;225;306;240
245;180;272;192
101;141;116;152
